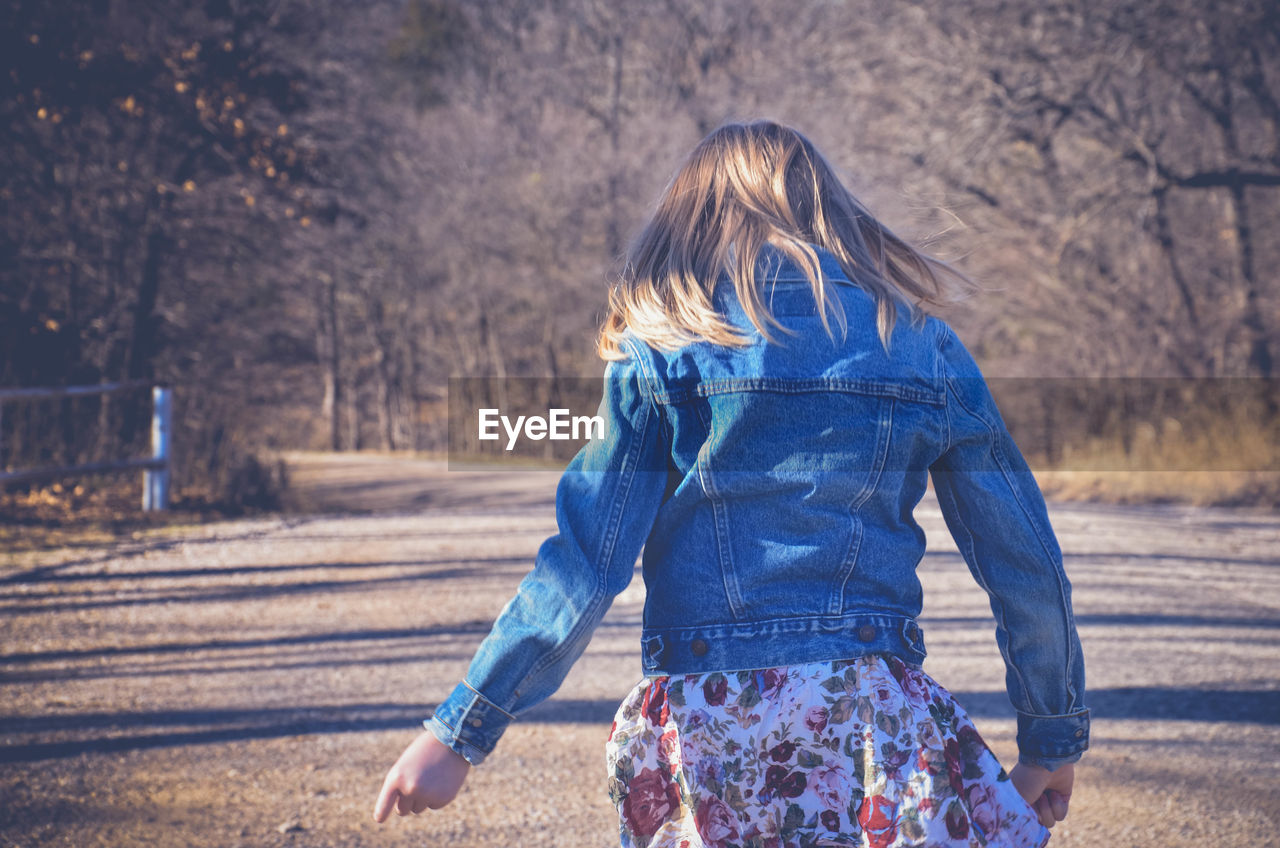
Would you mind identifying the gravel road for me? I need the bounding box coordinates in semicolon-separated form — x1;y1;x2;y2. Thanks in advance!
2;452;1278;847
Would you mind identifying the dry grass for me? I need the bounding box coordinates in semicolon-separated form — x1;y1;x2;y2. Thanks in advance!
0;476;244;562
1032;411;1279;508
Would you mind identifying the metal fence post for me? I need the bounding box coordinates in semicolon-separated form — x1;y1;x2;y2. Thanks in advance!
144;386;171;511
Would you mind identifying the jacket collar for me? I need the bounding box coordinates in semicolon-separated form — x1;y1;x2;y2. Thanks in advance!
753;242;853;286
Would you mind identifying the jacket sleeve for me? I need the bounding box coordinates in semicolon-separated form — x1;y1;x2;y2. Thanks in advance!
424;346;668;765
928;324;1090;771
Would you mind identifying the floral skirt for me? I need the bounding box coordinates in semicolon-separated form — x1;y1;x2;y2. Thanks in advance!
605;655;1050;848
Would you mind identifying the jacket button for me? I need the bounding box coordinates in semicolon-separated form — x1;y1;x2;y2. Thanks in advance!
1074;728;1085;738
690;639;709;657
469;718;482;728
858;625;877;642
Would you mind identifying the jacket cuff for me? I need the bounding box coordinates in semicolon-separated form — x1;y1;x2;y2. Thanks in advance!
1016;707;1090;767
423;680;517;766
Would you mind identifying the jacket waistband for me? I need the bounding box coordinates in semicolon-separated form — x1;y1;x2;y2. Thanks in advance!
640;613;927;676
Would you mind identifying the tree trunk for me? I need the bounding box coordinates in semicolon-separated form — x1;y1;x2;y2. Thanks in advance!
317;272;344;451
605;32;624;260
542;316;561;460
478;306;508;412
404;323;422;451
120;203;169;450
373;343;392;451
1229;184;1274;381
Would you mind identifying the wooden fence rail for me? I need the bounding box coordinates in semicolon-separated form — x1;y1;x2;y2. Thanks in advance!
0;382;172;511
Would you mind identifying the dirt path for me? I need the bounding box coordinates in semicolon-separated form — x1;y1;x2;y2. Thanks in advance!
2;451;1278;847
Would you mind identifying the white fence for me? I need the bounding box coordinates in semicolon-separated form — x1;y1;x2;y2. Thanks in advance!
0;382;171;511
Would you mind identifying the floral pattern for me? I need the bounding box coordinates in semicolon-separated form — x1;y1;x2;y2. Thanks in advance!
606;655;1050;848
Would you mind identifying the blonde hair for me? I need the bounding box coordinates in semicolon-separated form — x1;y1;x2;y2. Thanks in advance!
598;120;975;360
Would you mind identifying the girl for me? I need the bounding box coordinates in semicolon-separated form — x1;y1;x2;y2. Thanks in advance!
373;120;1088;847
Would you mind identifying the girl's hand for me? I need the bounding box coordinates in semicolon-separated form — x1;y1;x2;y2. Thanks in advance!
1009;761;1074;828
372;731;471;822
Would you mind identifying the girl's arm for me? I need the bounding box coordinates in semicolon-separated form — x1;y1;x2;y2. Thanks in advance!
373;349;667;821
421;349;668;765
928;324;1090;772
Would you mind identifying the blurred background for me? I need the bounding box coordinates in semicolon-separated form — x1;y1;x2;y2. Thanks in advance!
2;0;1277;525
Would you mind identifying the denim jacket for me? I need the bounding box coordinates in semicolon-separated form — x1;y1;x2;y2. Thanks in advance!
427;245;1089;771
